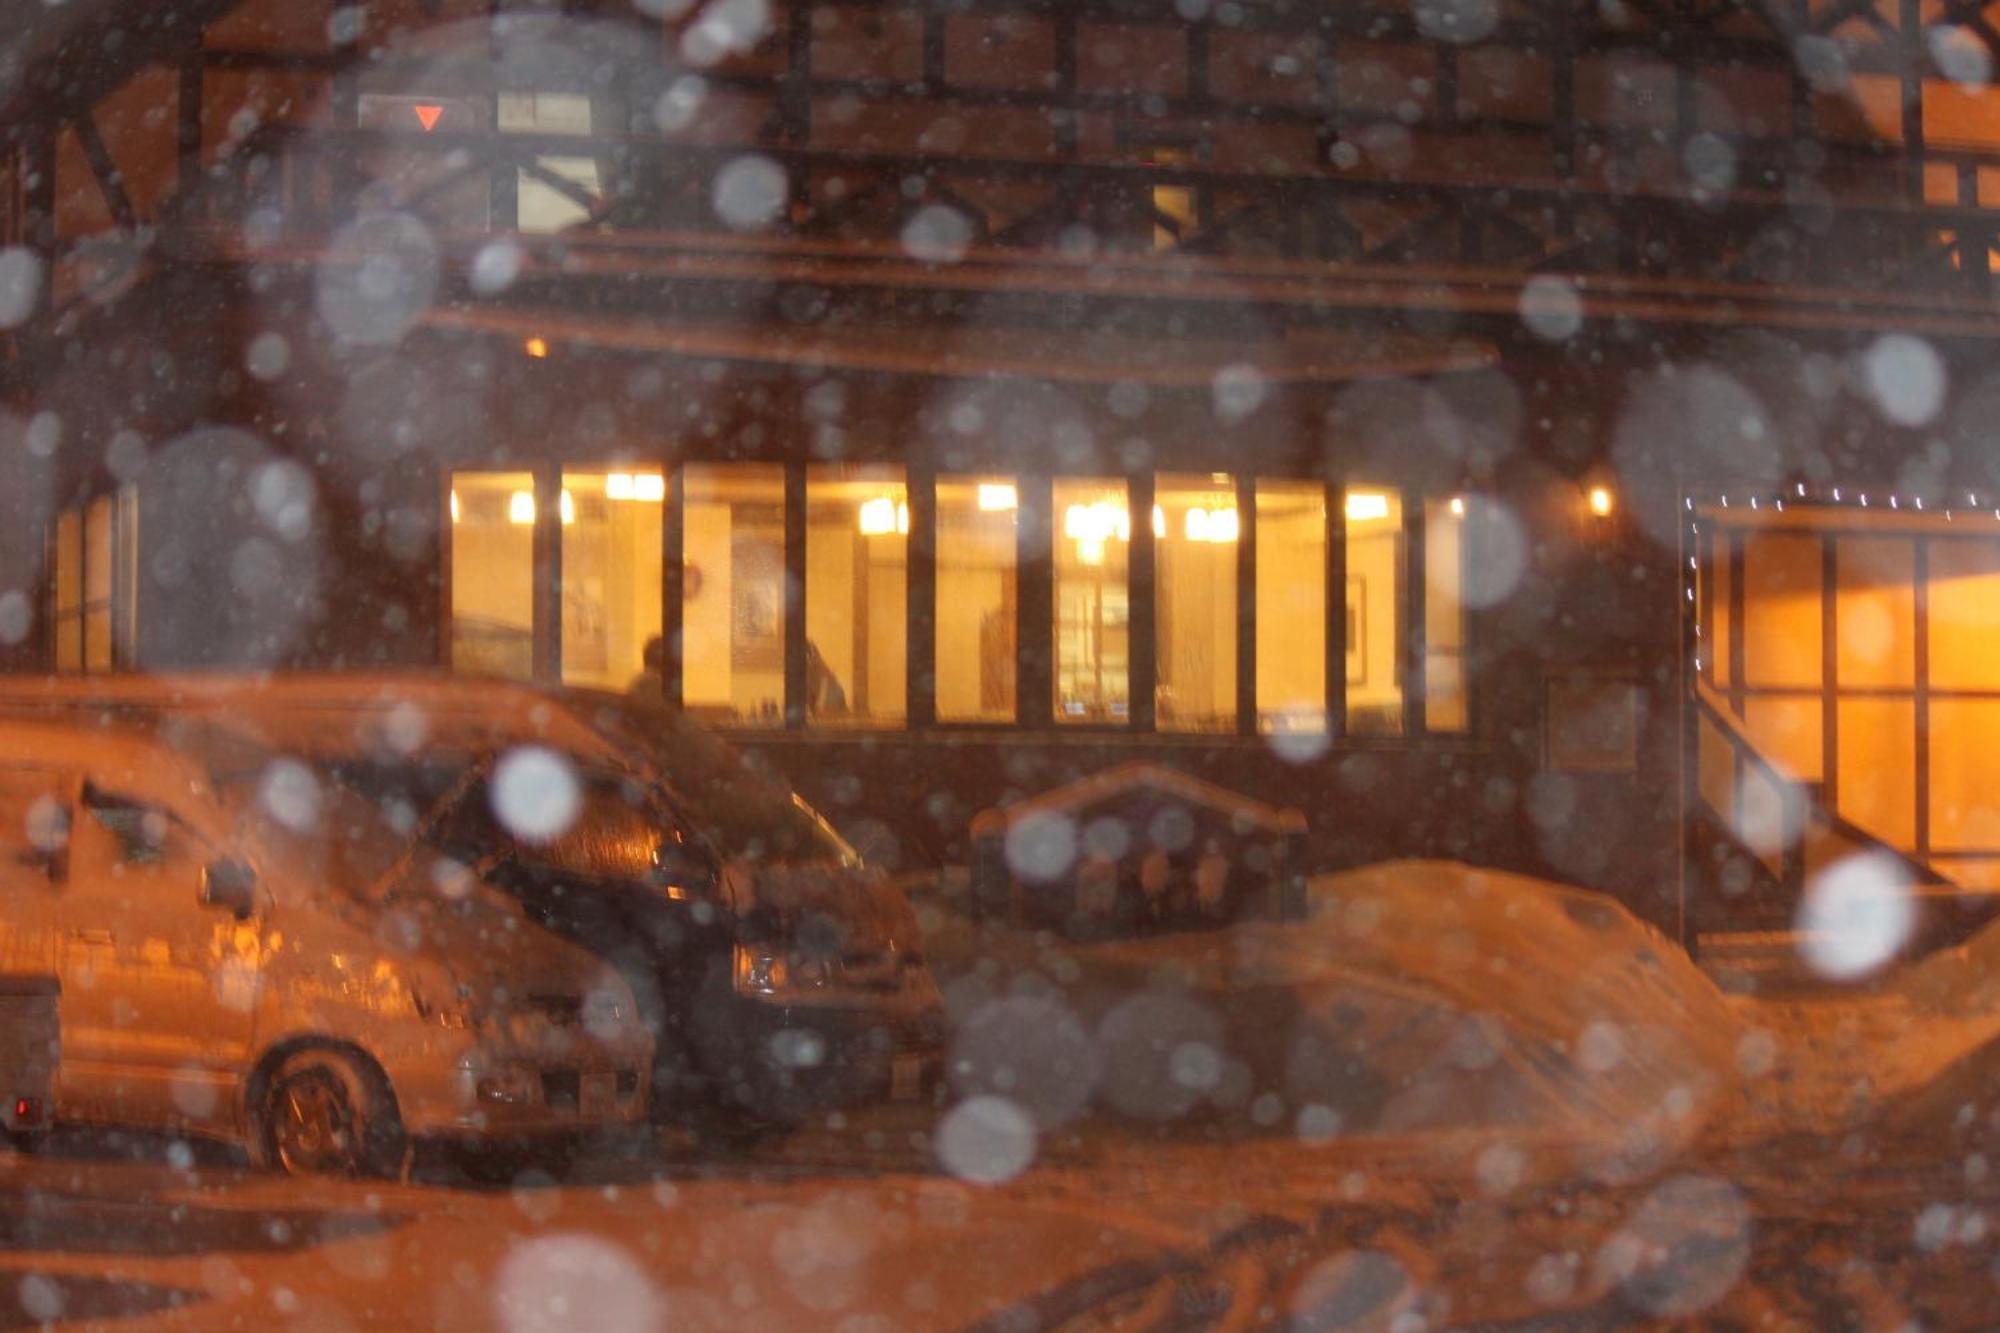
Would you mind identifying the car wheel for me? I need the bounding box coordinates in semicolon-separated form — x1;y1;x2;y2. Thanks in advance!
259;1049;401;1178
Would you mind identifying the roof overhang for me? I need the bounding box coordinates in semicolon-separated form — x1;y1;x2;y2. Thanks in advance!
420;304;1498;387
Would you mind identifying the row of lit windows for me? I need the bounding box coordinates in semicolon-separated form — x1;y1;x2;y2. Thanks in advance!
447;464;1470;738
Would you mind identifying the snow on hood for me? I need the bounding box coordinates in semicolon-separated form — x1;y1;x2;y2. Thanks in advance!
735;861;922;956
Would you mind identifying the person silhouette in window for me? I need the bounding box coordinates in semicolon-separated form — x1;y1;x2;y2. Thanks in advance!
805;640;847;718
630;635;667;701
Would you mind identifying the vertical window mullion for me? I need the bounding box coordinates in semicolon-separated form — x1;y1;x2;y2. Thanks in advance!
662;464;685;707
1235;472;1256;737
532;464;562;682
1128;470;1156;733
1820;534;1838;812
437;473;454;669
908;462;937;728
1915;534;1931;860
78;502;91;675
1326;476;1348;741
784;461;808;729
1404;498;1426;737
1018;472;1054;729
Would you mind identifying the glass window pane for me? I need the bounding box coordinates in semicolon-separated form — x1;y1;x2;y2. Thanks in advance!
1837;697;1916;853
83;610;113;673
1256;480;1327;734
807;466;906;728
1345;486;1404;736
1931;699;2000;851
1156;473;1236;733
83;496;114;672
1053;479;1129;726
52;508;81;673
500;91;599;233
684;464;786;728
936;475;1016;723
1712;532;1733;688
116;486;139;666
84;496;113;607
449;471;536;680
1929;538;2000;691
1424;496;1467;733
561;470;663;693
53;509;80;617
1742;532;1822;689
1836;536;1914;689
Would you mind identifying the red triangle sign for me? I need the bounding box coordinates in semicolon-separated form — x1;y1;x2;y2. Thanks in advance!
413;103;444;132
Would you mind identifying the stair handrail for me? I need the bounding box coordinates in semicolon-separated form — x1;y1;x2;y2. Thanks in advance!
1691;677;1809;893
1692;677;1950;892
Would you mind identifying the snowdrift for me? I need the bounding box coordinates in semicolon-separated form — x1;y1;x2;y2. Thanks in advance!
934;860;1742;1165
1874;915;2000;1146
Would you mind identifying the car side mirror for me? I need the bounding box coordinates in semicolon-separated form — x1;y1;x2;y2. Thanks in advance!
201;859;258;919
653;844;719;901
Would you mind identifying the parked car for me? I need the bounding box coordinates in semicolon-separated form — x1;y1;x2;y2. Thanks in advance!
0;975;57;1146
0;714;652;1175
0;674;947;1128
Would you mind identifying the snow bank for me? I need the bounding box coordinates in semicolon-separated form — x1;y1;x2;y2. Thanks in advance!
933;860;1742;1169
1872;915;2000;1146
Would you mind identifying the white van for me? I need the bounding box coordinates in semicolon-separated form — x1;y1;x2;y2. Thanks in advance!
0;715;652;1175
0;673;946;1125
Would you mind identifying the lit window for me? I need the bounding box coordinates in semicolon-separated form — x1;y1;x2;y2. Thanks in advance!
498;91;600;233
1425;496;1468;733
1054;478;1129;725
807;465;907;728
449;472;536;680
1346;486;1404;736
683;464;785;727
936;475;1016;723
50;508;82;673
1156;473;1237;732
560;470;663;693
1256;480;1327;733
83;495;114;672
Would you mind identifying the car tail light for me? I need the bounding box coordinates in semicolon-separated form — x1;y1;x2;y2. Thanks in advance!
14;1098;40;1125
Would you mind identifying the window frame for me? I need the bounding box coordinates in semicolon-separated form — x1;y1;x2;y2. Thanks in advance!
437;460;1477;747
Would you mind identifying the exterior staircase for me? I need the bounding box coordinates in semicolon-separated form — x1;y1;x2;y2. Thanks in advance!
1689;680;1999;990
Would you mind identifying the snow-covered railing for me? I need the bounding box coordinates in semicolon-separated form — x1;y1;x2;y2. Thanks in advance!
968;762;1308;939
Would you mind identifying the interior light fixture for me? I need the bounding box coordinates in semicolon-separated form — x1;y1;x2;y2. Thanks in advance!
1448;495;1466;518
508;491;534;524
1588;485;1614;518
1184;506;1240;542
606;473;665;502
977;483;1017;512
524;336;549;358
1345;492;1390;522
1063;500;1129;544
449;490;461;524
858;496;899;535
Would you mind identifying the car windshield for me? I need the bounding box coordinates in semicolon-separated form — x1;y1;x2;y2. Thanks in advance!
329;751;716;891
577;691;861;868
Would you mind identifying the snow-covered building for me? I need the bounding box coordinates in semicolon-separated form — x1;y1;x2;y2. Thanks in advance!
7;0;2000;949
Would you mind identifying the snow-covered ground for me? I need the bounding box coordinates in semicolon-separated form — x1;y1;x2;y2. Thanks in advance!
5;859;2000;1329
